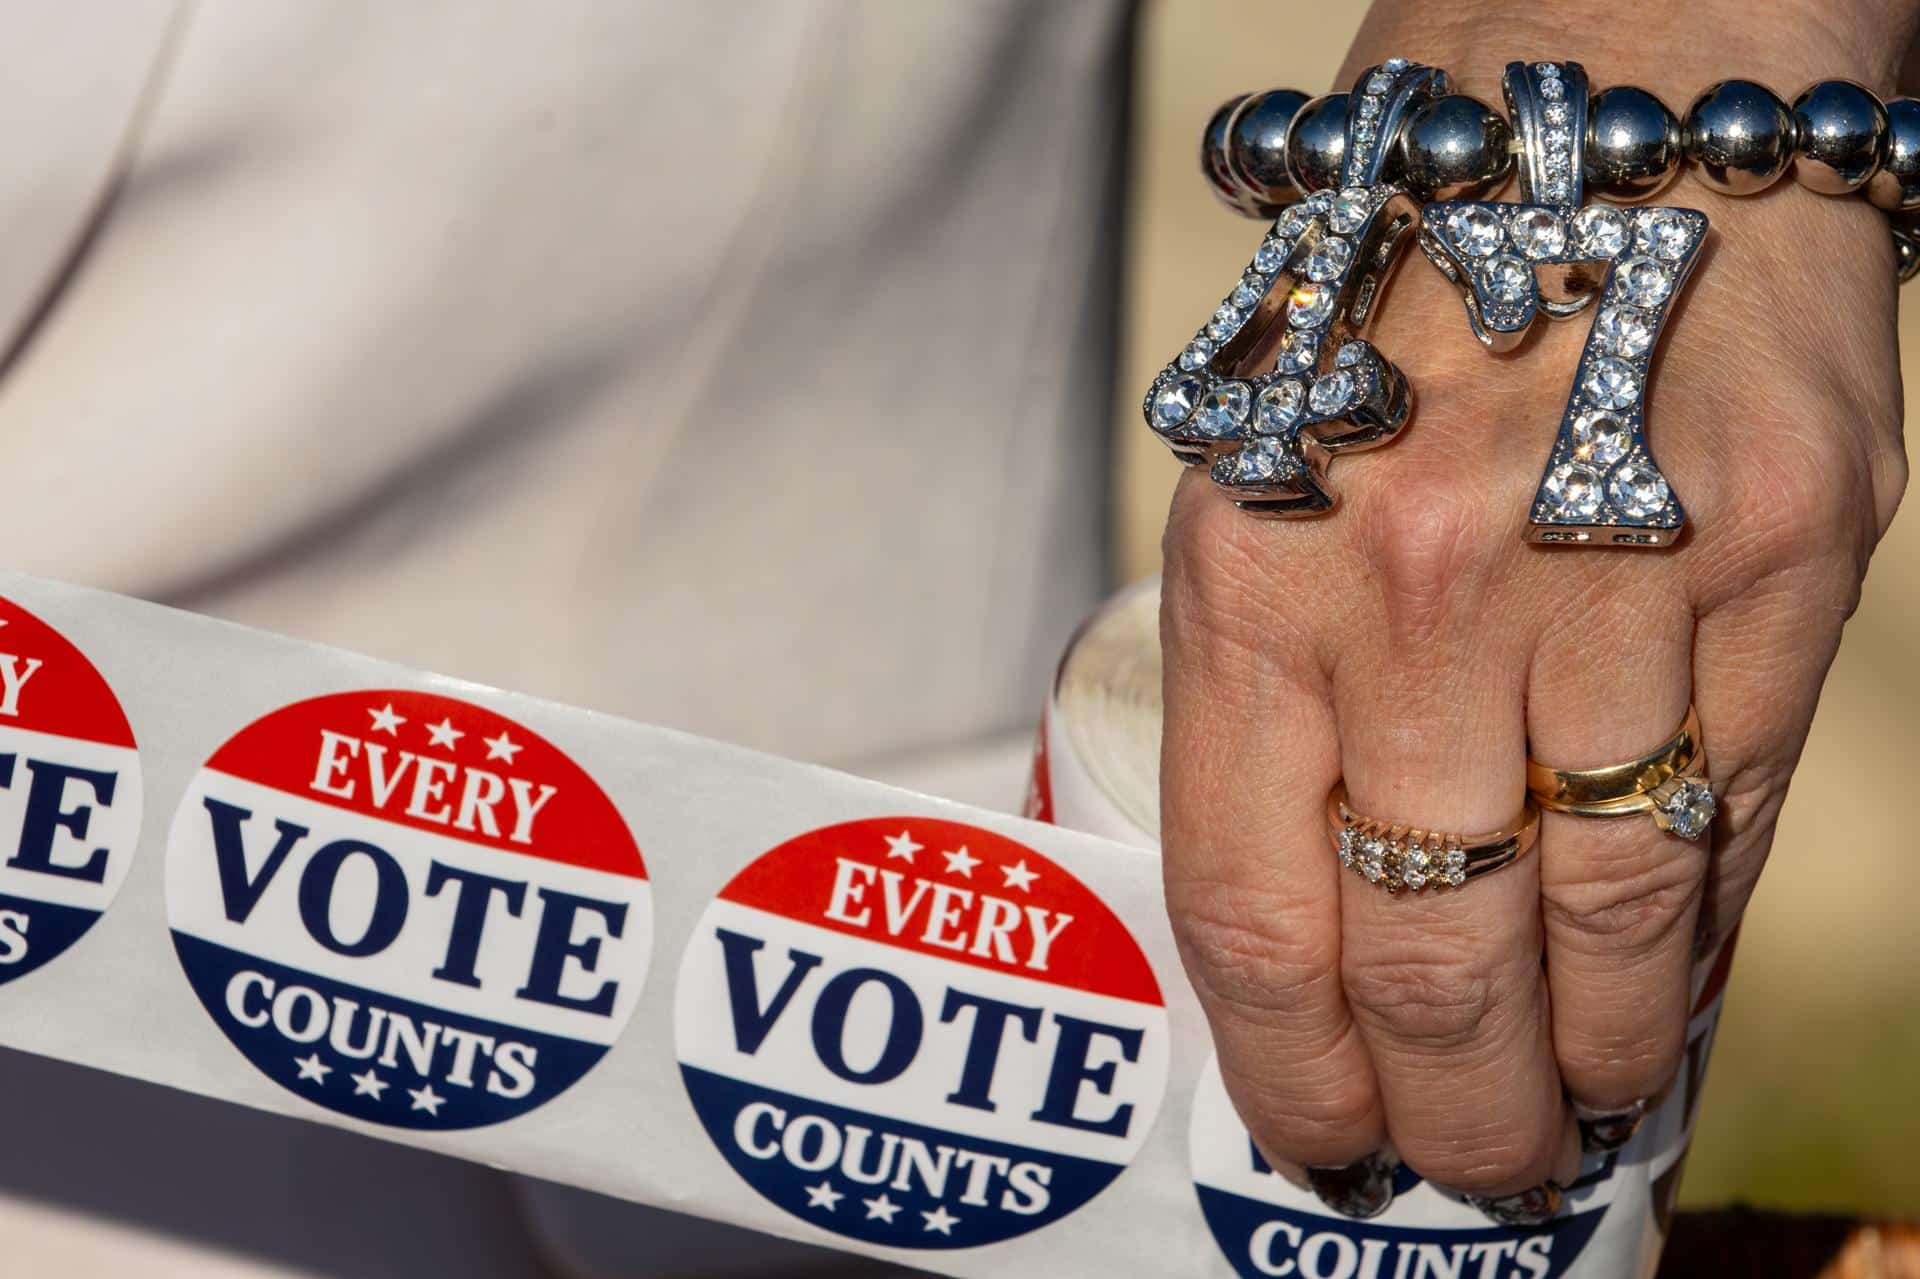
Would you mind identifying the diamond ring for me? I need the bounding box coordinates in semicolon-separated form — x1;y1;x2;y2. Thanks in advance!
1526;706;1717;840
1327;785;1541;894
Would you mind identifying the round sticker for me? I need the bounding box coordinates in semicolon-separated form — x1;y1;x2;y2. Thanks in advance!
0;596;142;982
675;817;1169;1251
166;689;650;1131
1190;1053;1634;1279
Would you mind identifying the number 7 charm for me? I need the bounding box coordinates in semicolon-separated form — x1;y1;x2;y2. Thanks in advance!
1419;61;1708;546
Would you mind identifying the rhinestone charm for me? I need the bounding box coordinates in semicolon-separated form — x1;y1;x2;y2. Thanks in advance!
1143;60;1441;517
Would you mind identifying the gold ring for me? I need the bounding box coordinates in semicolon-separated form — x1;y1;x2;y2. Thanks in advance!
1526;707;1716;840
1326;784;1540;894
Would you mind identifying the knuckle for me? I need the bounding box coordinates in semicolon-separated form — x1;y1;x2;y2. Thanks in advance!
1354;475;1495;631
1168;878;1340;1025
1540;846;1705;957
1400;1119;1561;1195
1219;1054;1379;1162
1162;481;1310;687
1341;941;1501;1051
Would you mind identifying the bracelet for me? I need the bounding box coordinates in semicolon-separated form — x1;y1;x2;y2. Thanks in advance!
1202;63;1920;280
1147;58;1900;547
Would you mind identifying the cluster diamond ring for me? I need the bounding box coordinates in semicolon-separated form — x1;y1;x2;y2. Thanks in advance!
1526;707;1717;839
1328;785;1541;894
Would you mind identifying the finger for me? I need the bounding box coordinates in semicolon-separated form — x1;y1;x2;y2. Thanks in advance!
1690;559;1853;959
1330;525;1572;1201
1159;482;1388;1187
1527;572;1703;1142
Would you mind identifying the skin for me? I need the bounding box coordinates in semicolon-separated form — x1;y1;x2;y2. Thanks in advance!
1161;0;1917;1198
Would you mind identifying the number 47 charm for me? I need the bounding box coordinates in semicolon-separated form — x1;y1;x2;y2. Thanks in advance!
1419;61;1708;547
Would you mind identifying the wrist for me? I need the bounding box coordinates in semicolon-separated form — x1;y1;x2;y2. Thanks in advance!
1344;0;1919;102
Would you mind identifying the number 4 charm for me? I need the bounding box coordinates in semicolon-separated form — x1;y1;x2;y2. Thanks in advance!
1419;61;1708;546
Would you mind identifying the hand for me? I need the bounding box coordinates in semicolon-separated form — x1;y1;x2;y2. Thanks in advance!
1159;3;1911;1215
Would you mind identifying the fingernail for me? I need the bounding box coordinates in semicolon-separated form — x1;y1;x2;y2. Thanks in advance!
1305;1151;1398;1219
1466;1182;1563;1227
1574;1099;1647;1154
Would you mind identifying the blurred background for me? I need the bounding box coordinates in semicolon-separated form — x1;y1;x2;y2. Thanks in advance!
1123;0;1920;1217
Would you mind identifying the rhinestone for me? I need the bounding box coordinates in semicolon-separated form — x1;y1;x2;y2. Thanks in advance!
1177;340;1212;371
1305;190;1335;213
1542;177;1570;203
1275;329;1319;373
1207;304;1244;341
1481;254;1533;305
1287;283;1337;328
1582;356;1641;410
1545;101;1570;126
1575;206;1631;258
1304;236;1353;282
1660;780;1716;840
1607;459;1670;517
1335;342;1368;369
1337;828;1358;867
1571;411;1632;466
1509;208;1566;259
1535;62;1560;78
1445;868;1466;887
1367;71;1394;93
1255;379;1305;434
1362;857;1384;884
1254;239;1288;273
1444;848;1467;874
1192;380;1252;437
1358;95;1382;120
1544;148;1572;173
1150;375;1205;430
1230;437;1297;483
1545;127;1572;152
1383;57;1409;73
1540;76;1565;101
1401;843;1430;891
1596;305;1655;358
1543;462;1606;519
1354;118;1377;142
1639;209;1696;261
1402;866;1428;891
1446;204;1504;257
1277;205;1314;238
1309;369;1356;415
1329;189;1371;232
1618;256;1673;306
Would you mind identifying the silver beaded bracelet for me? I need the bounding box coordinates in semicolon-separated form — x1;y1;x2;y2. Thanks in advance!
1203;68;1920;278
1149;58;1905;548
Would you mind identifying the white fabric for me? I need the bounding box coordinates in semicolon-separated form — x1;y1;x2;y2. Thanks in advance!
0;2;1129;1275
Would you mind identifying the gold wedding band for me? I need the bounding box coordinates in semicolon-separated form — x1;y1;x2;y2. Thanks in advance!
1327;784;1540;894
1526;706;1716;840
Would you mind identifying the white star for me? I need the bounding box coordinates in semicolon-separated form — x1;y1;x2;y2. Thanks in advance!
942;846;981;877
921;1205;960;1235
862;1193;901;1223
1001;859;1039;892
408;1084;445;1115
350;1069;388;1099
483;731;523;764
294;1053;332;1084
368;704;406;735
804;1181;843;1211
425;718;465;750
883;831;922;863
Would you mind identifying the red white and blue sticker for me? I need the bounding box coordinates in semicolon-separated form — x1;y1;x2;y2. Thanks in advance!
165;689;650;1131
0;597;142;982
675;817;1169;1252
1190;1052;1634;1279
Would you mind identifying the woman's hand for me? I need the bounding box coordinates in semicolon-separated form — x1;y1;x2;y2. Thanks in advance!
1159;2;1911;1215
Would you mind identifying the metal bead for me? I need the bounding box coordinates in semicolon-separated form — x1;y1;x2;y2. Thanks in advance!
1284;92;1350;194
1394;93;1513;200
1893;225;1920;282
1684;79;1796;195
1790;79;1889;194
1202;94;1272;217
1585;85;1684;201
1227;89;1311;209
1868;97;1920;210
